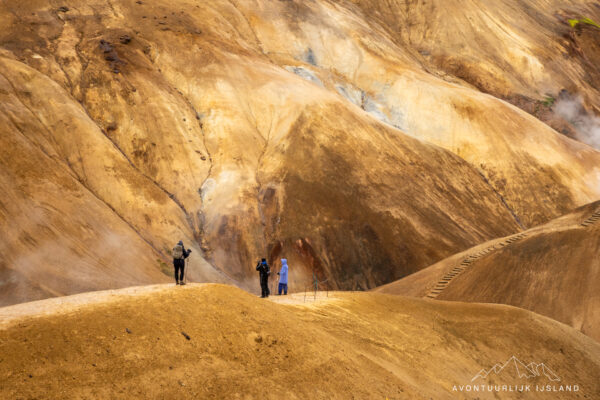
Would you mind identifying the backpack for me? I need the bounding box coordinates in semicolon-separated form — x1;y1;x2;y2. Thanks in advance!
262;261;270;275
173;245;184;260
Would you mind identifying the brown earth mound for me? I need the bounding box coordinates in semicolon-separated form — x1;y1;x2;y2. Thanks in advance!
1;284;599;399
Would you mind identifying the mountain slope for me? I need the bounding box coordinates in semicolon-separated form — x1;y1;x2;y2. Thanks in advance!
1;0;600;303
345;0;600;141
1;284;599;399
0;120;171;303
377;200;600;341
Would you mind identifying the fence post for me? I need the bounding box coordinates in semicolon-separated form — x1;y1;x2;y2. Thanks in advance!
304;286;307;303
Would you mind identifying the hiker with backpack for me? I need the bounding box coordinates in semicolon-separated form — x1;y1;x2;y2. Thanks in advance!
256;258;270;298
173;240;192;285
277;259;289;295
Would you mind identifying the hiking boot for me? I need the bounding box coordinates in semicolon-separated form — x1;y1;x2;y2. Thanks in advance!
180;281;186;285
176;281;180;285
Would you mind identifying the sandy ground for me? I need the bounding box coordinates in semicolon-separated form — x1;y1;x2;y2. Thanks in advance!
0;284;335;329
0;284;599;399
0;285;174;330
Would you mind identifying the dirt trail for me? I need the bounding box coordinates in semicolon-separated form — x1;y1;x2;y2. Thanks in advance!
0;284;338;329
267;291;338;306
0;284;177;330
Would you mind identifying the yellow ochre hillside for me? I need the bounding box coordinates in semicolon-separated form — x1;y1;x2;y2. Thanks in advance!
377;200;600;342
1;284;599;399
2;0;600;305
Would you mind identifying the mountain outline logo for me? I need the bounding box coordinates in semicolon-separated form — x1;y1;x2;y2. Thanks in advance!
472;356;560;382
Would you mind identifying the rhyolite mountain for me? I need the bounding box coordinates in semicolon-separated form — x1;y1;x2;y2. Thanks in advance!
1;0;599;304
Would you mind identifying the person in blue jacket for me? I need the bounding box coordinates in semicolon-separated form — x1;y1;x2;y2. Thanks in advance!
277;258;289;295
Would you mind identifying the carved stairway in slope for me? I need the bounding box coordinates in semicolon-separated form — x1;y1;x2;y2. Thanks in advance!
426;206;600;300
580;208;600;227
425;232;528;299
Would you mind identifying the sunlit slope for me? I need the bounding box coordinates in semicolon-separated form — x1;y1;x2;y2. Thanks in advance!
0;97;177;304
233;0;600;224
345;0;600;130
0;51;523;302
377;200;600;341
1;284;599;399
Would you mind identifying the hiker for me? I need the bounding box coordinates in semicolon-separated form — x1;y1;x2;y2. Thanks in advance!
172;240;192;285
256;258;270;298
277;259;289;295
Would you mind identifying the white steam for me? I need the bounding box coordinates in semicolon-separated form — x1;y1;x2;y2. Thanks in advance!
554;95;600;149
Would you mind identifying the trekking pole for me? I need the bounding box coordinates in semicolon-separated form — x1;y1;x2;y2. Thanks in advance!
184;257;189;284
